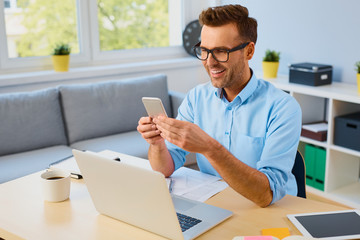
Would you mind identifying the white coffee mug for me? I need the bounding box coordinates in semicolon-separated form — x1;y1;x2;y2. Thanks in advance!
41;170;71;202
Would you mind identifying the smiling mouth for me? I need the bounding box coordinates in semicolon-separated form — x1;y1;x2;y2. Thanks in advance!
210;69;226;78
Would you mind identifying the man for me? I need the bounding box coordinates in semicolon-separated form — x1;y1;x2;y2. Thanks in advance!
137;4;301;207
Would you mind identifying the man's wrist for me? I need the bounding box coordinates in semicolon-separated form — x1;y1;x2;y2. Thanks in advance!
150;140;167;152
203;138;224;159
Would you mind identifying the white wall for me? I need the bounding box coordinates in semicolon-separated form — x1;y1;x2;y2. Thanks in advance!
221;0;360;84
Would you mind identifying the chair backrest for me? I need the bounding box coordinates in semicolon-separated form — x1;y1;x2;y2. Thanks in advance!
292;150;306;198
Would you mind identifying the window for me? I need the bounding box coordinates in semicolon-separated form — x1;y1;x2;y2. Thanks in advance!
0;0;184;71
5;0;79;58
97;0;170;51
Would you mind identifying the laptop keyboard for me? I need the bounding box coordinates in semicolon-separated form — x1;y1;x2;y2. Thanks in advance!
176;213;202;232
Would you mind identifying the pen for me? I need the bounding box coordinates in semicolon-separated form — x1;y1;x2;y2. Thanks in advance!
71;173;83;179
49;155;84;180
169;178;173;193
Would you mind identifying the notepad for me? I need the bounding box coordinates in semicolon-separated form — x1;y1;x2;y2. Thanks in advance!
232;236;316;240
302;123;328;133
49;155;80;174
261;227;290;239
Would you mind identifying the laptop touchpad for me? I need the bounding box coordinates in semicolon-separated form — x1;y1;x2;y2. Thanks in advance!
172;197;197;212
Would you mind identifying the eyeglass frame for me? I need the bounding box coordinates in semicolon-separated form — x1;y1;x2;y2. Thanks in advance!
192;41;250;62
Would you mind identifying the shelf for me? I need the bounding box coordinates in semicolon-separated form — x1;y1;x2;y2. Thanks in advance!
267;75;360;104
268;74;360;208
328;182;360;209
300;136;327;148
330;144;360;157
306;184;360;209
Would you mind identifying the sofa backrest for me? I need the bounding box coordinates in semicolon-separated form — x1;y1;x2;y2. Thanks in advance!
59;74;171;144
0;88;68;156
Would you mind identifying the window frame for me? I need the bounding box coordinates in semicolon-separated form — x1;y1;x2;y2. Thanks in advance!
0;0;188;72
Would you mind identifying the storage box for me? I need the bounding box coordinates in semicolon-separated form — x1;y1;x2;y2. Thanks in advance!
301;121;328;141
334;112;360;151
301;128;327;142
289;62;332;86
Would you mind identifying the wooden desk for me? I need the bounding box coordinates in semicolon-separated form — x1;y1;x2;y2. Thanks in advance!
0;171;350;240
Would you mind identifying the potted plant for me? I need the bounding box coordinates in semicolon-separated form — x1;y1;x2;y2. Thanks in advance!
51;44;71;72
356;61;360;94
262;49;280;79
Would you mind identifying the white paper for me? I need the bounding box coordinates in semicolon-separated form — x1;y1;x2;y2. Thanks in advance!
49;150;152;175
181;181;228;202
170;167;221;195
99;150;152;169
169;167;227;202
49;156;80;174
302;123;328;132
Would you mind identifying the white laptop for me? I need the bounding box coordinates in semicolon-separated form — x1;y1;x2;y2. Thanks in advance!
72;150;232;240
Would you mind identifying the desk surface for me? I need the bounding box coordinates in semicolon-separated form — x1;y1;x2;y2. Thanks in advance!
0;170;351;240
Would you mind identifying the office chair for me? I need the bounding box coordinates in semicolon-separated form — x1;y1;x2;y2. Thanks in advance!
292;150;306;198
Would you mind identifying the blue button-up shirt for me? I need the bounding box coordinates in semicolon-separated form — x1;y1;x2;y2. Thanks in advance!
166;72;302;203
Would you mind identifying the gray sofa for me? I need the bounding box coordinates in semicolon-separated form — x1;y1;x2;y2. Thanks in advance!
0;74;186;184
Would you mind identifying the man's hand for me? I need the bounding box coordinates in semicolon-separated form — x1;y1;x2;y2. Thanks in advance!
137;116;175;177
153;116;214;154
137;116;164;145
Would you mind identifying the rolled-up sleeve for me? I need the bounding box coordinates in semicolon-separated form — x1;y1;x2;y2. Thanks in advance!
257;97;302;204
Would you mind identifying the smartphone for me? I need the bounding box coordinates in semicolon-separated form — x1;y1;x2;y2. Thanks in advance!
142;97;168;117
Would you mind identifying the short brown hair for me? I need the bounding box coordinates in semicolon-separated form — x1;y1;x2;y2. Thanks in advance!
199;4;257;44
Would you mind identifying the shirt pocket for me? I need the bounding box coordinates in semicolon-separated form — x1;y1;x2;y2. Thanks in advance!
231;133;265;168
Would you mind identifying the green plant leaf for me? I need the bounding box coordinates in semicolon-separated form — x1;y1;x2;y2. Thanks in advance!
355;61;360;74
52;43;71;55
263;49;280;62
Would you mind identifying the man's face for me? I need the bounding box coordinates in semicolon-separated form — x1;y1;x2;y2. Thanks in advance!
200;23;252;91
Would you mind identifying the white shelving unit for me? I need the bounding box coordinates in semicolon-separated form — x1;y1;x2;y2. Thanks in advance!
267;75;360;209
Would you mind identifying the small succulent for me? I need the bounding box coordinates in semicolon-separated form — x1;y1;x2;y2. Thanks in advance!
263;49;280;62
52;44;71;55
355;61;360;74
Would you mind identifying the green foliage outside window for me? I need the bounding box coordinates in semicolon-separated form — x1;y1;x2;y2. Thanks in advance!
14;0;169;57
97;0;169;51
16;0;78;57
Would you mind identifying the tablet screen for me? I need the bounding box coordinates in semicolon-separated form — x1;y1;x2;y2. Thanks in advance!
288;210;360;239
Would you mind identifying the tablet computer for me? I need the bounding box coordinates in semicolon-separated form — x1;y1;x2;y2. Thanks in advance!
287;209;360;239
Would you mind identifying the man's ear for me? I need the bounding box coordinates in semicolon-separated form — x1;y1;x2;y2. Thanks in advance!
246;42;255;60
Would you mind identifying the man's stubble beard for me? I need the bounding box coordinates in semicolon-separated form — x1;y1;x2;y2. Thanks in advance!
207;62;244;90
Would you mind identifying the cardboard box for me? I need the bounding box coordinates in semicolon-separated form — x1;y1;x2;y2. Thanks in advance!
289;62;332;86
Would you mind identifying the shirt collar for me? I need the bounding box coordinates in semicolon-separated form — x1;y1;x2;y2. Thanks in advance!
214;68;259;104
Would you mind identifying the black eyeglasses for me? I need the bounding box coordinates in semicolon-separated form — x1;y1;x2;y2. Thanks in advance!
193;42;250;62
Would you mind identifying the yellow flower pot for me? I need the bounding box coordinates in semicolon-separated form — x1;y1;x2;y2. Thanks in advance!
262;61;279;79
52;55;70;72
357;73;360;94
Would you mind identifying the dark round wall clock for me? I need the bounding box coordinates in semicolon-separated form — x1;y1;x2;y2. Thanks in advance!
182;20;202;57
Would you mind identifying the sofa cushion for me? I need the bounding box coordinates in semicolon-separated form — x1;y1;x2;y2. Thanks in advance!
0;88;68;156
0;145;73;183
71;130;149;159
60;74;171;144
